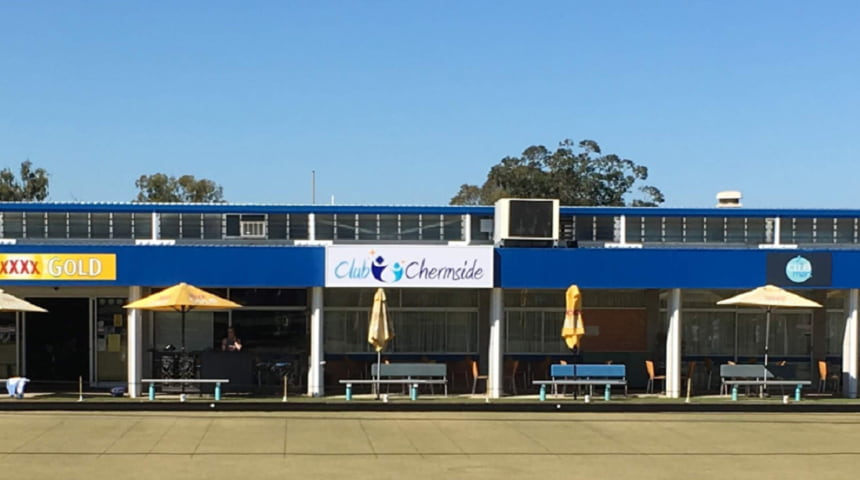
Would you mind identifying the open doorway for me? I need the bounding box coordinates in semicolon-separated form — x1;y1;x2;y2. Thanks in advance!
25;298;89;387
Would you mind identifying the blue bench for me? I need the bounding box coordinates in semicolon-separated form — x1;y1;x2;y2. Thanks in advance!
719;364;811;401
534;364;627;401
339;362;448;400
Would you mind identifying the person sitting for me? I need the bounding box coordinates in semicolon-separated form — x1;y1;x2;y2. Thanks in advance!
221;327;242;352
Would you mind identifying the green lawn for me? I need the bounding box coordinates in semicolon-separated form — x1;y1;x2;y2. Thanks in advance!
1;410;858;479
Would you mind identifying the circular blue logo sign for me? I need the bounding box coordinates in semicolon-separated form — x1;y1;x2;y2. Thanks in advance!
785;256;812;283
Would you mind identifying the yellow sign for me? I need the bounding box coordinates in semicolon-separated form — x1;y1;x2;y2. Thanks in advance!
0;254;116;281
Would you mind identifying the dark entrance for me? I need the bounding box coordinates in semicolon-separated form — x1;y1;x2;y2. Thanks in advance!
25;298;89;387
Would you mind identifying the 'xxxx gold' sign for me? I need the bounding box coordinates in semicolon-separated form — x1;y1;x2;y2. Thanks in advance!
0;254;116;281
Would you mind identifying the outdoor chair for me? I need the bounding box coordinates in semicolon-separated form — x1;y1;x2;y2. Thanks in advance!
645;360;665;394
818;360;839;393
470;359;488;395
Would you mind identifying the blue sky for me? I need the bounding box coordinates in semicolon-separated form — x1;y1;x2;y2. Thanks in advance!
1;1;857;207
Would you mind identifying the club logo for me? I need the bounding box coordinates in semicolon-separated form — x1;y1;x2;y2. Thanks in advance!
371;255;404;283
785;255;812;283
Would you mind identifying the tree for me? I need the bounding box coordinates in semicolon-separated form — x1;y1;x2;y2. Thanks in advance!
450;139;665;207
0;161;49;201
134;173;225;203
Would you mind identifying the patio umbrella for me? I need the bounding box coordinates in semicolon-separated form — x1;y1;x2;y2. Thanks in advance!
0;289;47;313
124;282;241;352
561;285;585;352
716;285;821;366
367;288;393;399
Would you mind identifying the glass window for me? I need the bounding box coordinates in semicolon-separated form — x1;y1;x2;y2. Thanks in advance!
0;312;17;377
357;215;377;241
153;310;218;352
91;213;110;239
25;212;45;238
203;214;222;239
133;213;152;239
68;212;88;238
334;214;356;240
400;215;420;240
442;215;463;241
826;311;846;356
113;213;133;239
47;212;67;239
267;214;287;240
2;212;23;238
288;214;309;240
229;288;307;307
231;310;307;353
421;215;442;241
378;214;399;241
681;311;735;356
160;213;180;238
181;213;202;239
324;310;366;352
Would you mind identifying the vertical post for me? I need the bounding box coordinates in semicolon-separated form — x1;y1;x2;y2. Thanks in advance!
308;287;324;397
844;289;859;398
127;286;143;398
148;383;155;401
539;384;546;402
345;383;352;401
488;288;503;399
731;385;738;401
410;383;418;401
215;382;221;401
665;289;682;398
604;384;610;401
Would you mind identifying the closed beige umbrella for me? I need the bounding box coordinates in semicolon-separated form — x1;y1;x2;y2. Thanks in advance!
368;288;393;399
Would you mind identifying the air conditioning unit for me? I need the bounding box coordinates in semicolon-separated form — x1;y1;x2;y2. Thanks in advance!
493;198;559;247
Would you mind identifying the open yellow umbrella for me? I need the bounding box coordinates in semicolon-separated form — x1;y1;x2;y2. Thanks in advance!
124;282;241;352
561;285;585;351
717;285;821;365
368;288;393;398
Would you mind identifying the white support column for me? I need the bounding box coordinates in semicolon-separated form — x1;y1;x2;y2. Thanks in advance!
488;288;503;399
126;286;143;398
665;288;682;398
308;287;324;397
843;289;858;398
308;213;316;241
151;212;159;240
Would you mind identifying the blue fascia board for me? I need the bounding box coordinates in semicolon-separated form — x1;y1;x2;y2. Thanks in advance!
0;244;325;287
497;247;860;289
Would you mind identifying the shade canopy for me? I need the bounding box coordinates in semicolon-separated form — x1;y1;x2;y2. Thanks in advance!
124;282;241;313
716;285;821;309
0;289;47;313
124;282;241;353
716;285;821;366
561;285;585;350
367;288;393;353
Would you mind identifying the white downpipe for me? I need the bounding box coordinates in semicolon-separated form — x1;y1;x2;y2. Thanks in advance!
308;287;324;397
488;288;503;399
665;289;682;398
127;286;143;398
844;289;858;398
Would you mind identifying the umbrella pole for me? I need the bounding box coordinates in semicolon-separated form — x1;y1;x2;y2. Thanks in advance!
763;308;771;395
376;350;381;400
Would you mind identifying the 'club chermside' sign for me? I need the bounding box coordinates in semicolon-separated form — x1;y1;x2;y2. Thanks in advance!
766;252;831;287
0;254;116;281
325;246;493;288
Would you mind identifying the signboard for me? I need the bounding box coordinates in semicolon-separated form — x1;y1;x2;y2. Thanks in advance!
766;252;831;287
325;246;493;288
0;254;116;281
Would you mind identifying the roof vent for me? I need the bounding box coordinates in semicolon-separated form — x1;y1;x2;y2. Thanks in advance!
716;190;742;208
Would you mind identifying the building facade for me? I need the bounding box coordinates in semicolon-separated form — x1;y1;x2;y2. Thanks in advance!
0;202;856;398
